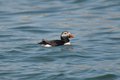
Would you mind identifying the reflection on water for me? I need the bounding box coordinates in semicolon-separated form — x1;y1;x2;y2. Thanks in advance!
0;0;120;80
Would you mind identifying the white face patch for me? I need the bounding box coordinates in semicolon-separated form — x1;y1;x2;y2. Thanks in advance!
61;32;70;37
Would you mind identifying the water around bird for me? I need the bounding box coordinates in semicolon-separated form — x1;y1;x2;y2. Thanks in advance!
0;0;120;80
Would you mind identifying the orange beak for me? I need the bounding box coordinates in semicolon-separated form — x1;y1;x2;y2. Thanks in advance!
69;34;74;38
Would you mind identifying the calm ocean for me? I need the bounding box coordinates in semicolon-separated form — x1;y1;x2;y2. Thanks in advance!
0;0;120;80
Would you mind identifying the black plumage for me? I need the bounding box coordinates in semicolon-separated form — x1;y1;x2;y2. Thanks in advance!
38;31;74;47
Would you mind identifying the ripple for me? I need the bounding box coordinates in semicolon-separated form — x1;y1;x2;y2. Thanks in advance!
109;17;120;20
1;0;120;80
0;11;9;15
94;31;116;36
91;3;120;10
0;55;6;59
11;26;52;34
71;0;88;4
9;7;61;15
0;34;13;38
108;37;120;41
57;54;93;59
85;74;117;80
25;55;55;62
11;26;35;29
6;49;22;54
23;29;52;34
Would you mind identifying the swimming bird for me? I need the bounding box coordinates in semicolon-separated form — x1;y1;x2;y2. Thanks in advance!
38;31;74;47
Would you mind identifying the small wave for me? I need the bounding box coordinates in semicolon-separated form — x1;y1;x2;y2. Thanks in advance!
24;56;55;62
0;55;6;59
11;26;35;29
91;3;120;10
6;49;23;54
85;74;117;80
108;37;120;41
0;11;10;15
108;17;120;20
9;7;61;16
0;34;13;38
11;26;52;33
22;29;52;34
72;0;88;4
57;54;93;59
94;31;115;36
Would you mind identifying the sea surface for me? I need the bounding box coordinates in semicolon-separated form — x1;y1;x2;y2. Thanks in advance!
0;0;120;80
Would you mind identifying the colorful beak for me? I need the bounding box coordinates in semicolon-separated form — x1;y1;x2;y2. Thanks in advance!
69;34;74;38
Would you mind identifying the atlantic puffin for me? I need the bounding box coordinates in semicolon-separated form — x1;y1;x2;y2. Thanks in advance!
38;31;74;47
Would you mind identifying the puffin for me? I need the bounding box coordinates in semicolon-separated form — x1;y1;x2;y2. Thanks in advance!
38;31;74;47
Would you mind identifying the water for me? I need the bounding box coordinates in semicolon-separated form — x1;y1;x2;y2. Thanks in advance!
0;0;120;80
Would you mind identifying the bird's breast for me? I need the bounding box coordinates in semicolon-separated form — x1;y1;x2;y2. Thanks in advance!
64;42;71;45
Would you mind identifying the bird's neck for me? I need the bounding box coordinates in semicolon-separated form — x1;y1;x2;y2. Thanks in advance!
61;37;69;43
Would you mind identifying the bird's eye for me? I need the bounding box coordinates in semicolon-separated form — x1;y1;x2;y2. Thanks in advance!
64;32;67;34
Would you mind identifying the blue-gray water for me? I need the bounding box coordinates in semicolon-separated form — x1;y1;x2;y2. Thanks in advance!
0;0;120;80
